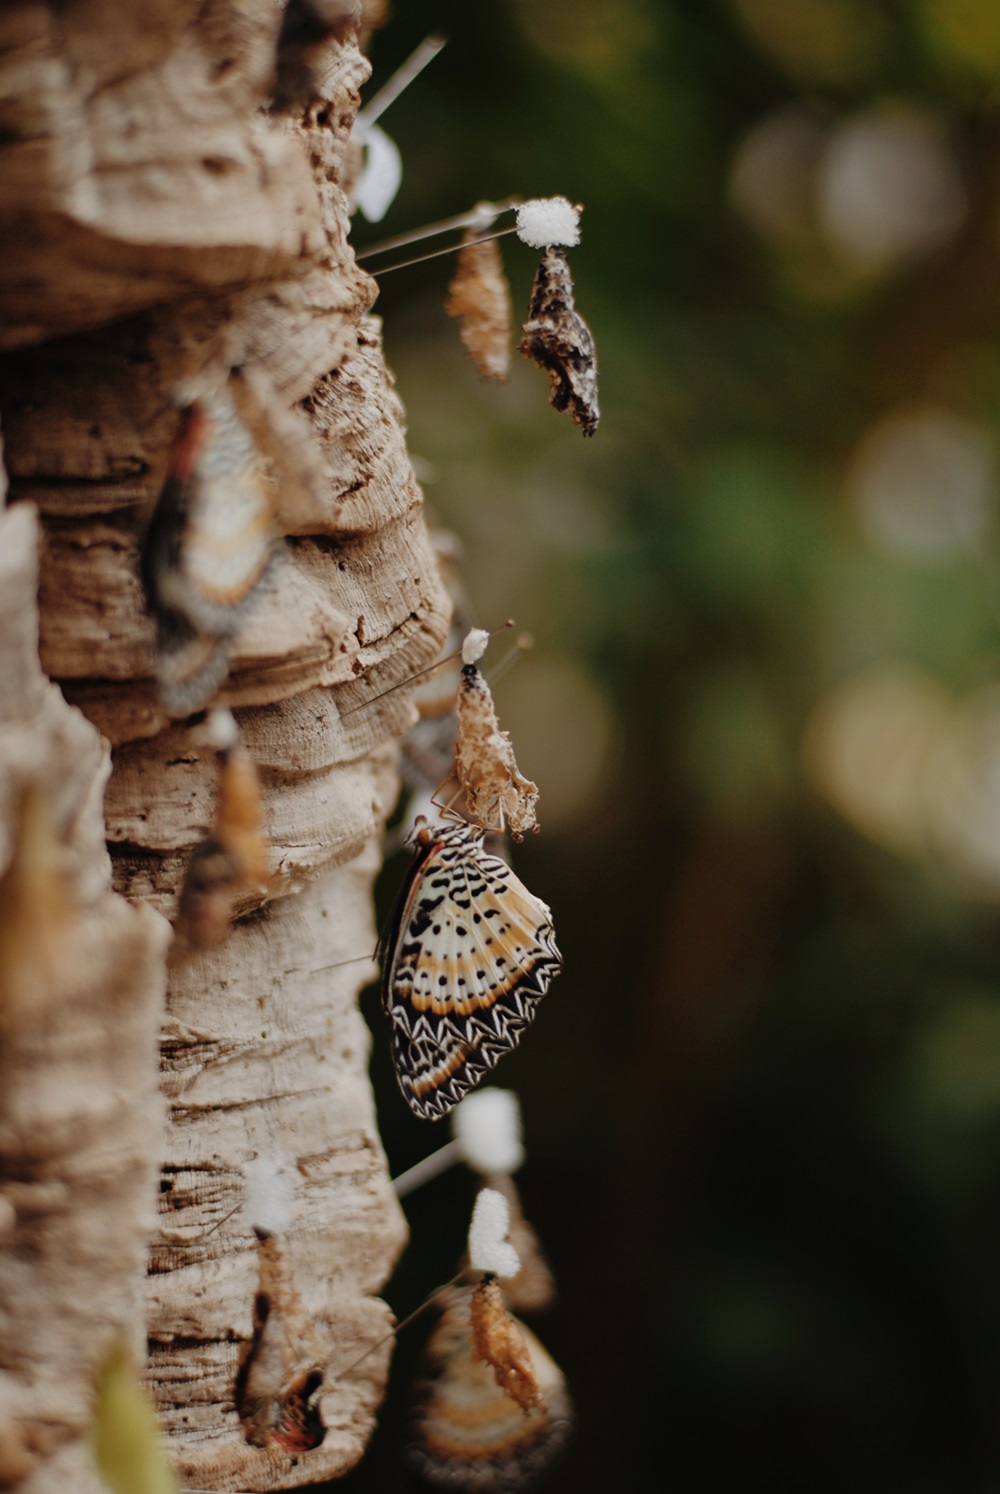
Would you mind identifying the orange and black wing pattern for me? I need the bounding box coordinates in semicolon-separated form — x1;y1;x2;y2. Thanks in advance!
382;819;562;1121
406;1288;572;1490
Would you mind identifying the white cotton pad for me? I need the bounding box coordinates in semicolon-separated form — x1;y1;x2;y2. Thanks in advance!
516;197;581;249
452;1088;525;1175
242;1152;298;1234
467;1186;521;1278
461;627;491;666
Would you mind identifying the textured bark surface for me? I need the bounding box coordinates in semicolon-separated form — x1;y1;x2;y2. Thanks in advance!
0;505;169;1494
0;2;450;1488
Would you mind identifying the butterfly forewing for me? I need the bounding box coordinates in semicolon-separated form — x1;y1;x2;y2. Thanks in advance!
141;390;275;716
383;820;562;1121
168;394;273;633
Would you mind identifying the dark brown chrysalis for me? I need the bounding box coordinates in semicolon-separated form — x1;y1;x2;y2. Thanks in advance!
235;1230;327;1452
518;246;600;437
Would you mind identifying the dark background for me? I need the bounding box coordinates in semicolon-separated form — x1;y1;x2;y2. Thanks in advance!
335;3;1000;1490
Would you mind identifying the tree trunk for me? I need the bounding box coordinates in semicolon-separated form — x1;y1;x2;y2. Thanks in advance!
0;3;449;1489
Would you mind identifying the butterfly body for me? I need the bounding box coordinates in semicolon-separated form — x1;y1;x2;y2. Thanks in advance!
382;819;562;1121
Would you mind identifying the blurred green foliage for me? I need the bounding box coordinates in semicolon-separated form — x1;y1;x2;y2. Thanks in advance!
340;2;1000;1491
91;1342;178;1494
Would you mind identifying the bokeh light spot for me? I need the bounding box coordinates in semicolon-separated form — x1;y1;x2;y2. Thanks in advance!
847;405;995;562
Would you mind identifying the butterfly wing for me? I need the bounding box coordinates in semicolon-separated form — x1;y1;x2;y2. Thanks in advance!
142;394;273;637
150;609;232;718
406;1289;573;1491
382;824;562;1121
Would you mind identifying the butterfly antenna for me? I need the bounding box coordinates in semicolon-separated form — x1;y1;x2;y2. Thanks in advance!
485;631;534;688
369;226;519;278
340;620;514;718
158;1197;243;1247
331;1272;466;1381
339;654;455;718
288;950;380;976
356;199;522;262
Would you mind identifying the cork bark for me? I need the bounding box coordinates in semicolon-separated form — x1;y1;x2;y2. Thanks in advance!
0;505;170;1494
0;2;449;1489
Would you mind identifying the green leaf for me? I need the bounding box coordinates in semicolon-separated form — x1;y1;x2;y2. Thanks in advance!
91;1341;178;1494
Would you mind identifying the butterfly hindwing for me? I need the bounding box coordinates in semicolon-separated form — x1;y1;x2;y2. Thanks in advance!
382;820;562;1121
406;1287;573;1491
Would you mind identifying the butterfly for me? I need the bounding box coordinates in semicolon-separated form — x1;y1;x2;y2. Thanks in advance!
381;817;563;1121
406;1287;572;1491
140;390;274;716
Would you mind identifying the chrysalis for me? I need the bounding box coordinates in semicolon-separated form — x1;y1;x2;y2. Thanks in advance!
235;1230;326;1451
519;246;600;437
469;1274;544;1415
445;219;513;383
173;718;269;955
455;631;539;840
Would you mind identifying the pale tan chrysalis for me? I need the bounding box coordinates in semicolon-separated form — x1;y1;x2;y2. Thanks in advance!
455;632;539;841
519;245;600;437
0;785;73;1012
173;717;269;955
469;1274;544;1415
445;219;513;384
